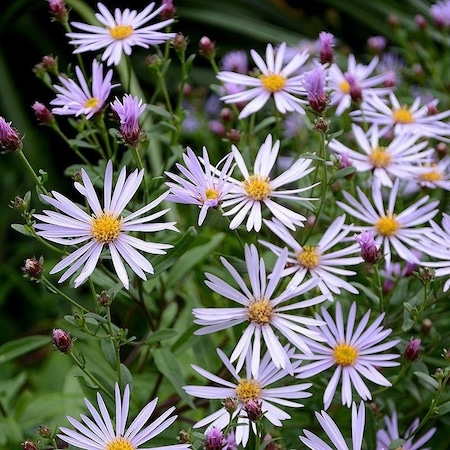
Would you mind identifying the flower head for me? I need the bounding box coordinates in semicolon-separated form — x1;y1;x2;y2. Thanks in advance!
111;94;146;146
51;60;117;119
303;65;329;114
0;116;22;153
193;244;327;376
319;31;335;64
328;124;435;188
221;134;318;232
58;383;190;450
295;301;400;410
355;230;381;265
66;2;176;66
376;409;436;450
336;179;439;265
259;215;363;300
34;160;177;289
216;42;309;118
165;147;235;226
183;346;312;447
300;401;365;450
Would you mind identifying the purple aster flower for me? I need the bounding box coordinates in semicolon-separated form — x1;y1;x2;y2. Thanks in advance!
0;116;23;153
303;65;328;113
51;60;118;119
111;93;146;146
319;31;335;64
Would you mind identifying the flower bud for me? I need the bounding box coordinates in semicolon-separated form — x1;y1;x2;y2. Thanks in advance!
421;318;433;334
404;337;421;362
52;328;73;353
244;399;264;422
199;36;216;59
38;424;52;438
319;31;335;65
355;231;381;265
204;428;224;450
222;397;238;413
172;33;188;53
178;430;192;444
226;128;241;145
47;0;69;24
160;0;176;20
22;256;44;280
417;266;435;285
97;290;112;307
0;116;23;153
32;101;55;126
21;440;38;450
11;196;28;213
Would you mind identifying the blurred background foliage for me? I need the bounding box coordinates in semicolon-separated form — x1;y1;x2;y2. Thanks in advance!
0;0;447;447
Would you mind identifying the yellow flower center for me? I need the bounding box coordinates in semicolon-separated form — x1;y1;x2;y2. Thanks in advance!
297;246;320;268
420;164;443;182
235;379;261;403
375;214;400;237
205;188;219;200
259;73;286;93
108;25;133;40
333;342;359;366
91;213;123;244
339;80;351;94
85;97;99;109
243;174;271;200
370;146;392;167
105;437;135;450
248;298;273;325
392;106;414;124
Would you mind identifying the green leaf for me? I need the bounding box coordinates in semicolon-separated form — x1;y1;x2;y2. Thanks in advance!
10;223;33;237
120;363;133;390
153;347;195;408
329;166;356;183
389;439;405;450
414;371;440;390
402;318;415;332
100;337;117;370
436;400;450;416
145;329;178;344
0;335;50;364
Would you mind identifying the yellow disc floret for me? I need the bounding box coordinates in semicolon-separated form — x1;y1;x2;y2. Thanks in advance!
105;437;135;450
333;342;359;366
85;97;99;109
297;246;320;269
339;80;351;94
259;73;286;93
91;212;123;244
392;106;414;124
205;188;219;200
370;146;392;168
248;298;273;325
375;214;400;237
108;25;133;40
235;379;261;403
243;174;271;200
420;165;443;183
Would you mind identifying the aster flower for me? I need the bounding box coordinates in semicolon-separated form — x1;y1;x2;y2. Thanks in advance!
50;60;117;119
111;93;146;146
295;301;400;410
318;31;335;65
417;212;450;291
376;409;436;450
216;42;309;119
300;401;365;450
259;215;363;300
0;116;22;153
221;133;318;232
164;147;235;225
328;53;392;115
336;178;439;265
220;50;248;74
34;160;177;289
409;155;450;191
193;243;328;376
66;2;176;66
303;65;329;114
183;345;312;447
58;383;190;450
351;90;450;141
328;124;435;188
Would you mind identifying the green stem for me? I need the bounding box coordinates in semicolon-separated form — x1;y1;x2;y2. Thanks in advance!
106;305;122;387
17;151;49;196
68;351;115;401
41;276;88;313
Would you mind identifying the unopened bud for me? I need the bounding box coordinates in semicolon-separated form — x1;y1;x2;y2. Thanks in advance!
314;116;329;133
22;256;44;280
220;107;234;123
21;440;38;450
226;128;241;144
436;142;448;155
47;0;69;24
204;428;224;450
52;328;73;353
178;430;192;444
415;14;427;30
199;36;216;59
97;290;112;306
160;0;176;20
222;397;238;413
32;101;55;125
11;196;27;213
421;318;433;334
244;399;264;422
38;424;52;438
0;117;23;153
172;33;188;52
355;231;381;265
404;337;421;362
417;266;435;284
